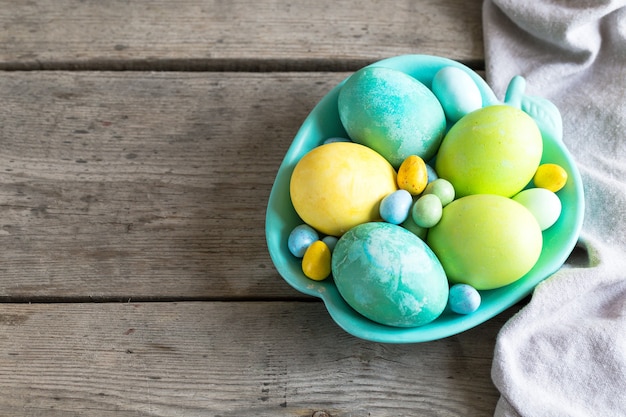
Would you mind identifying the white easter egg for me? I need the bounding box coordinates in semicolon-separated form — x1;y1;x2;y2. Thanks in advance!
513;188;562;231
432;66;483;123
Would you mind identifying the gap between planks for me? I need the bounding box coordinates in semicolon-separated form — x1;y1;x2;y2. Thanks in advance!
0;295;321;304
0;57;485;72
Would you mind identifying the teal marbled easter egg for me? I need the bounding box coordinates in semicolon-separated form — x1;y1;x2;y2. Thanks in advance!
331;222;448;327
337;66;446;168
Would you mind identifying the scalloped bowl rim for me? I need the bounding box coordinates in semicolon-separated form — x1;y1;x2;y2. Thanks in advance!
265;54;585;343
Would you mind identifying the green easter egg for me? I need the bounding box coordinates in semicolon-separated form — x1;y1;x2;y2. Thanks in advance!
427;194;543;290
435;105;543;198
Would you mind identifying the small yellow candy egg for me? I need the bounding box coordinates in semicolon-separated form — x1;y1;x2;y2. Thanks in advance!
397;155;428;195
533;163;568;192
302;240;331;281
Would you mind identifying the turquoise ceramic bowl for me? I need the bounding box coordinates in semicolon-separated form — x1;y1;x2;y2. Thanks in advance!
265;55;584;343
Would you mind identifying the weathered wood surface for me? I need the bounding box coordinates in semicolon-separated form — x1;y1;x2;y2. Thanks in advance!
0;0;531;415
0;71;348;301
0;301;520;416
0;0;484;70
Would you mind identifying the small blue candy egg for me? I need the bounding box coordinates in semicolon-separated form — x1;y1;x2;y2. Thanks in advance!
449;283;481;314
323;137;352;145
432;66;483;123
426;163;439;183
322;235;339;253
379;189;413;224
288;224;319;258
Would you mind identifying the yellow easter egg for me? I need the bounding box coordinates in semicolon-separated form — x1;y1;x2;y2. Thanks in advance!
302;240;331;281
397;155;428;195
533;163;568;192
290;142;398;236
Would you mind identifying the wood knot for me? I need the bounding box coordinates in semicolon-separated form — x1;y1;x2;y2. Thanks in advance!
312;411;331;417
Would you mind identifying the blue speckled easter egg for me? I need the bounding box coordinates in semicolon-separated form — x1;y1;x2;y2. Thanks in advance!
448;283;481;315
287;224;319;258
331;222;448;327
379;189;413;224
338;66;446;168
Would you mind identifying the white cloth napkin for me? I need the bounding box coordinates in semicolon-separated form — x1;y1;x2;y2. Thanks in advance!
482;1;626;416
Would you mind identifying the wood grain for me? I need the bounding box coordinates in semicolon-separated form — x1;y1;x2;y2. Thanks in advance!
0;2;526;415
0;0;484;70
0;301;520;416
0;71;353;300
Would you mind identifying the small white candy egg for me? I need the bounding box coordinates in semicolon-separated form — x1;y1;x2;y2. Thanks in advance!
512;188;562;231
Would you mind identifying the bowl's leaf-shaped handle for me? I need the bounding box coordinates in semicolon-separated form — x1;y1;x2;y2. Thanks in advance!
521;94;564;143
504;75;563;143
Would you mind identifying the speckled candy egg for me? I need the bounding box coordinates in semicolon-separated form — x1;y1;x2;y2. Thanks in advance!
332;222;448;327
338;66;446;168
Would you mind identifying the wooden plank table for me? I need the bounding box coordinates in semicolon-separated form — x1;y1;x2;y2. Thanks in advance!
0;1;532;415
